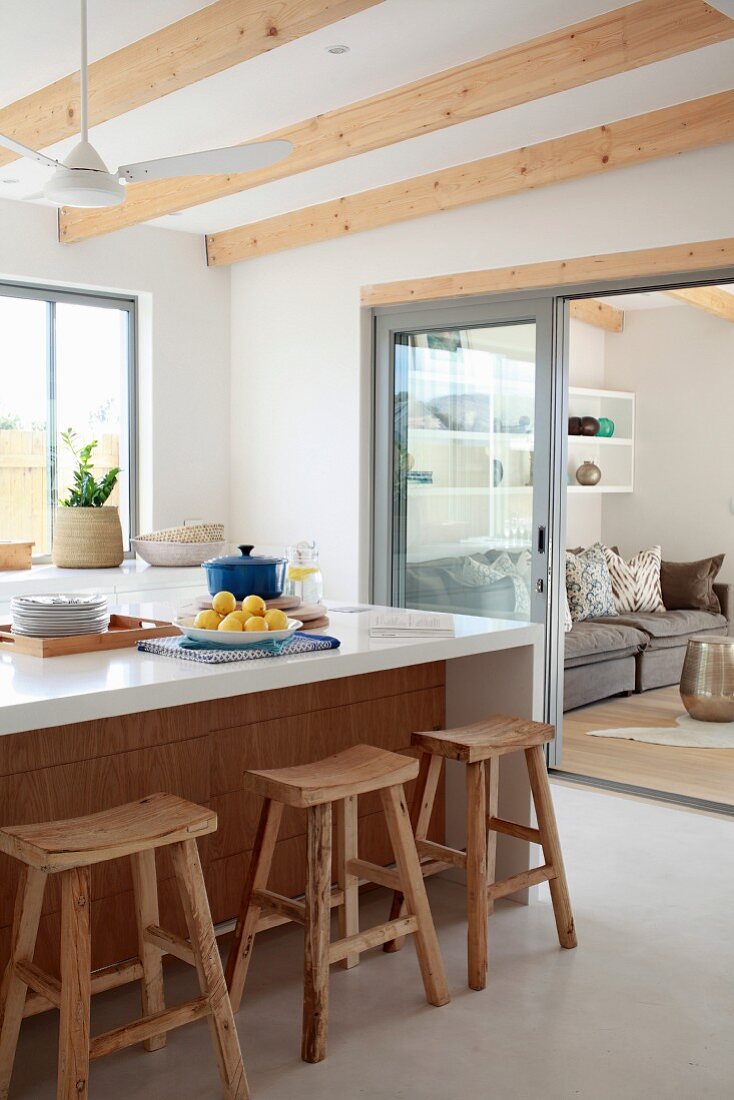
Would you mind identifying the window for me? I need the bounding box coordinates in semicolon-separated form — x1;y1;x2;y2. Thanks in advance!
0;284;136;558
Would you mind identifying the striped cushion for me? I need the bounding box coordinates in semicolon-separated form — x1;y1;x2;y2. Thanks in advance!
603;545;664;613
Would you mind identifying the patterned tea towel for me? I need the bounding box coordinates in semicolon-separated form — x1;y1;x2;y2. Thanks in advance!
138;632;340;663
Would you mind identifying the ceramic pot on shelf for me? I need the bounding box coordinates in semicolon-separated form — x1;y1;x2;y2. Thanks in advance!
580;416;600;436
575;460;602;487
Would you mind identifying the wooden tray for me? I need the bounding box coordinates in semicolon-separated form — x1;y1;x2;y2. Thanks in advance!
0;615;181;658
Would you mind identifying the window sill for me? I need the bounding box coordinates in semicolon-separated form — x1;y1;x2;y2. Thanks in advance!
0;560;203;603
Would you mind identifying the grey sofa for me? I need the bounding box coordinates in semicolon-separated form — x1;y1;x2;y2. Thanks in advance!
564;585;732;711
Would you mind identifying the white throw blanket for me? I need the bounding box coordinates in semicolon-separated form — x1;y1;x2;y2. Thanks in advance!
587;713;734;748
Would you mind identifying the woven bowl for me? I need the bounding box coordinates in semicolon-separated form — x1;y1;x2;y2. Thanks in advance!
132;539;227;567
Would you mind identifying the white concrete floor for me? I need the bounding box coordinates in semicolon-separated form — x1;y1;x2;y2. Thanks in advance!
7;783;734;1099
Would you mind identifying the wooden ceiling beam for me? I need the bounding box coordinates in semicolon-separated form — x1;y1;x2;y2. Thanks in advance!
664;285;734;320
360;239;734;308
570;300;625;333
205;90;734;266
59;0;734;243
0;0;382;168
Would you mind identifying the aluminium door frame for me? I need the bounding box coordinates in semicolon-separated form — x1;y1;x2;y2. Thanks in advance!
368;262;734;768
372;293;557;718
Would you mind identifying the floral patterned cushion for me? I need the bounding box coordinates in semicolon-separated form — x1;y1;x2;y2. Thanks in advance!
566;543;617;622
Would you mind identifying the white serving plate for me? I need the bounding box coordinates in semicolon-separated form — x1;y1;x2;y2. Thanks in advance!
175;618;302;647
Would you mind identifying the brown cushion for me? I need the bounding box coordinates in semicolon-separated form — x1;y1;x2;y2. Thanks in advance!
661;555;724;612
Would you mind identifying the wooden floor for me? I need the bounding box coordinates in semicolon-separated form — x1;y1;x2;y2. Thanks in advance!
559;686;734;805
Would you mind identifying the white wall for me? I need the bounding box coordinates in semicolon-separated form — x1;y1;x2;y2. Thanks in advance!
0;198;231;534
602;304;734;581
566;318;605;549
228;144;734;600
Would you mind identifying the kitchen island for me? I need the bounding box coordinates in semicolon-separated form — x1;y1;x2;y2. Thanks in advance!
0;604;544;978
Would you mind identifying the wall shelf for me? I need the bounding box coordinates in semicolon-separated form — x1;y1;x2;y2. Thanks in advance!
567;386;635;494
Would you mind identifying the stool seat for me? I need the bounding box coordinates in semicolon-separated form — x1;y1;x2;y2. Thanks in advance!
243;744;420;807
412;715;554;763
0;793;217;872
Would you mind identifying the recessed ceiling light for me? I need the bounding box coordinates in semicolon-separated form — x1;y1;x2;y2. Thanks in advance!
2;178;20;185
326;44;350;54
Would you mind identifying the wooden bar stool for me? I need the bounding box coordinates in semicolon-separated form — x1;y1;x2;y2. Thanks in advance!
0;793;248;1100
385;716;577;991
225;744;450;1063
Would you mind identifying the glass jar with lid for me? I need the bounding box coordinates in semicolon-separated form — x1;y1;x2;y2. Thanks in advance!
285;540;323;605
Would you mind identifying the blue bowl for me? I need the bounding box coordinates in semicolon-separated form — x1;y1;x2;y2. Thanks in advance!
202;544;286;601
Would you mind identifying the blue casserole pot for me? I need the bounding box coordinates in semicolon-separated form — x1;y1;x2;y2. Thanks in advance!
202;544;287;600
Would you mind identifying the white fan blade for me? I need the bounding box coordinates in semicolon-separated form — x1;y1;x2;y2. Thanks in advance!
118;140;293;183
0;132;61;171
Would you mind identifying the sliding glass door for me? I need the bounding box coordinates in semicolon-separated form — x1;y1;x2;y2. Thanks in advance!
373;297;556;702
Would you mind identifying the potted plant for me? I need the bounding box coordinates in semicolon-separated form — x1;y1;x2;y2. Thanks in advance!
52;430;124;568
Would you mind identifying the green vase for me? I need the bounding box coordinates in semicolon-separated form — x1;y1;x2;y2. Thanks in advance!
597;417;615;437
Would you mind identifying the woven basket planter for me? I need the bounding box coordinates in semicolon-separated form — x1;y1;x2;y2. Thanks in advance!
52;506;124;568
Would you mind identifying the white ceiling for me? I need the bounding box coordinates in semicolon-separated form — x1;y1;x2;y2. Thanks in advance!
0;0;732;239
597;285;734;310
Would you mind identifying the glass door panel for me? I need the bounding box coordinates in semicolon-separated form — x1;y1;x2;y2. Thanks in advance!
394;323;536;620
374;299;553;634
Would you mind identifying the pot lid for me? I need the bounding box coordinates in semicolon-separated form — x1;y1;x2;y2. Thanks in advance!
203;544;286;567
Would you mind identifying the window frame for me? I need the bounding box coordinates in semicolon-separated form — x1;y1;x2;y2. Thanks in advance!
0;279;138;561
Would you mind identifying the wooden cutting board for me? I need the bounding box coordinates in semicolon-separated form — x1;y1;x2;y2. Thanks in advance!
194;595;329;624
195;594;301;612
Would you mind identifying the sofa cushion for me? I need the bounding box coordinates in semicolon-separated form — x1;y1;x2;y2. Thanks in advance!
564;620;647;668
603;544;664;613
661;555;724;612
594;608;727;649
566;544;616;621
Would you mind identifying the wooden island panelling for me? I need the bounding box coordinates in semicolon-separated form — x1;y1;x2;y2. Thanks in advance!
0;663;445;975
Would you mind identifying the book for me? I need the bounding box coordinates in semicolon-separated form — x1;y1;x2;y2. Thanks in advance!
369;610;455;639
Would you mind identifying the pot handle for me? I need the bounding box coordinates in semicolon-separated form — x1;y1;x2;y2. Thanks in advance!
238;544;255;557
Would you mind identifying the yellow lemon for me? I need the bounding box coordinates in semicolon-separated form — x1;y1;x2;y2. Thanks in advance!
264;608;289;631
194;609;223;630
218;613;244;631
242;594;266;616
212;591;237;615
230;610;249;625
244;616;268;632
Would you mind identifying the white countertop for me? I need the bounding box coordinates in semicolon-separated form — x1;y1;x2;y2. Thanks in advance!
0;602;542;736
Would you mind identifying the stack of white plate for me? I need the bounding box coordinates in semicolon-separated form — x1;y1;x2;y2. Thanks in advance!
11;594;109;637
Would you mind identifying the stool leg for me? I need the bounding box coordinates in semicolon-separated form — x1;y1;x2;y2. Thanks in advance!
384;752;442;954
58;866;91;1100
466;760;488;991
172;839;249;1100
486;757;500;915
0;866;47;1100
130;848;166;1051
380;785;450;1008
336;795;359;969
302;803;332;1064
525;745;577;949
226;798;283;1012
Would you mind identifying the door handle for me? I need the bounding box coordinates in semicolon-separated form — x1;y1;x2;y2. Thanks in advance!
537;525;546;554
536;578;544;594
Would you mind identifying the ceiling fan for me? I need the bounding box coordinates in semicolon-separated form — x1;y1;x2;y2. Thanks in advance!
0;0;292;209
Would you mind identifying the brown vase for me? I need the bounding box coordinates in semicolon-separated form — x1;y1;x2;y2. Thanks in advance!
52;506;124;568
575;460;602;487
580;416;600;436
